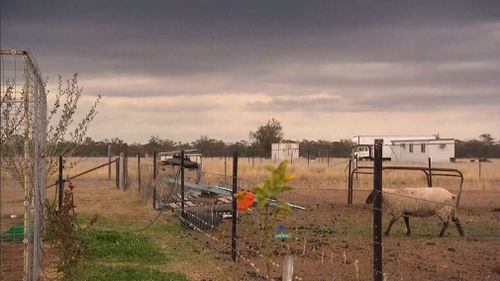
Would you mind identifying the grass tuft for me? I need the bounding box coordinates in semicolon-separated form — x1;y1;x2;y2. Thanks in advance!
81;230;168;264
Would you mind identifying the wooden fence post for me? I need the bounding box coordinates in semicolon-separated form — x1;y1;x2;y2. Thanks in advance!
115;156;120;189
137;153;141;192
108;144;112;179
119;152;125;190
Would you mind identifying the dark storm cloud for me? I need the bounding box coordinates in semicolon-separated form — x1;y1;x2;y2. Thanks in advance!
1;1;500;119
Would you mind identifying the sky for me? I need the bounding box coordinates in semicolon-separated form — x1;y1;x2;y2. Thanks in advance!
1;0;499;143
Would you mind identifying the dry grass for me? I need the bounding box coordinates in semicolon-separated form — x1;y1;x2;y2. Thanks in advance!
3;156;497;218
59;156;500;191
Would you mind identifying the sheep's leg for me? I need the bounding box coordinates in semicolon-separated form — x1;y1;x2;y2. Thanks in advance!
439;221;449;237
403;216;411;236
452;217;465;237
385;217;398;236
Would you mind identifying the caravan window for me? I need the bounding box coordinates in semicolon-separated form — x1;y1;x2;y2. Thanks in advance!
421;144;426;153
439;144;446;149
400;143;406;149
409;144;413;153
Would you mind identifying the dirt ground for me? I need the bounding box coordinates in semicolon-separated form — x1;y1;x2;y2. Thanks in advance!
203;189;499;281
63;173;500;281
2;157;500;281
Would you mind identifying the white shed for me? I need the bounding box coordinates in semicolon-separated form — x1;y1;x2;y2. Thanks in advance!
390;138;455;163
352;135;436;160
272;142;299;162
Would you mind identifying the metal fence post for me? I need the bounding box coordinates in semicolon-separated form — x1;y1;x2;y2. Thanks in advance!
428;157;432;187
58;156;64;209
373;139;383;281
153;151;157;209
231;151;238;262
347;159;352;205
181;150;185;217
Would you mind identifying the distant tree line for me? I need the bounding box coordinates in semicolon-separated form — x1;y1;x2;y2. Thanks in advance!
68;118;500;159
455;133;500;158
72;135;355;158
72;134;500;159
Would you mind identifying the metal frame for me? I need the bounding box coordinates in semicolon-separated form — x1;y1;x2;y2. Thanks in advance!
347;159;464;205
1;49;47;281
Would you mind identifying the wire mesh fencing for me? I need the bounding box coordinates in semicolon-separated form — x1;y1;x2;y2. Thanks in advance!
1;49;47;281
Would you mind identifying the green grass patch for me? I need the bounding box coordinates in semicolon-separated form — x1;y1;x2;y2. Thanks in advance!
70;264;188;281
81;230;167;264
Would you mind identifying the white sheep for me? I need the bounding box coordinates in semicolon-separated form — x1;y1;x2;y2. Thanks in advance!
365;187;464;237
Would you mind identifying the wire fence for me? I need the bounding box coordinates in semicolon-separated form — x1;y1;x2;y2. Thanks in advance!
1;49;47;281
130;148;499;281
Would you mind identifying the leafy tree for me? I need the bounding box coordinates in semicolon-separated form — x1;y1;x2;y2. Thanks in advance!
143;135;176;153
479;133;494;144
237;161;294;279
455;134;500;158
249;118;284;155
191;135;226;156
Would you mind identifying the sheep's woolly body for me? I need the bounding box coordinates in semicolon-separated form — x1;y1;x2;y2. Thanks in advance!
382;187;457;221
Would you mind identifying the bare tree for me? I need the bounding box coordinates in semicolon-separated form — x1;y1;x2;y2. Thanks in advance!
1;73;101;185
0;82;27;184
0;83;25;143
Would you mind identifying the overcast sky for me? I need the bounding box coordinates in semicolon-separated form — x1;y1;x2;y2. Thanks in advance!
1;1;499;143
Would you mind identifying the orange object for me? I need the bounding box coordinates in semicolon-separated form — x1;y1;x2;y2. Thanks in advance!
237;191;255;211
